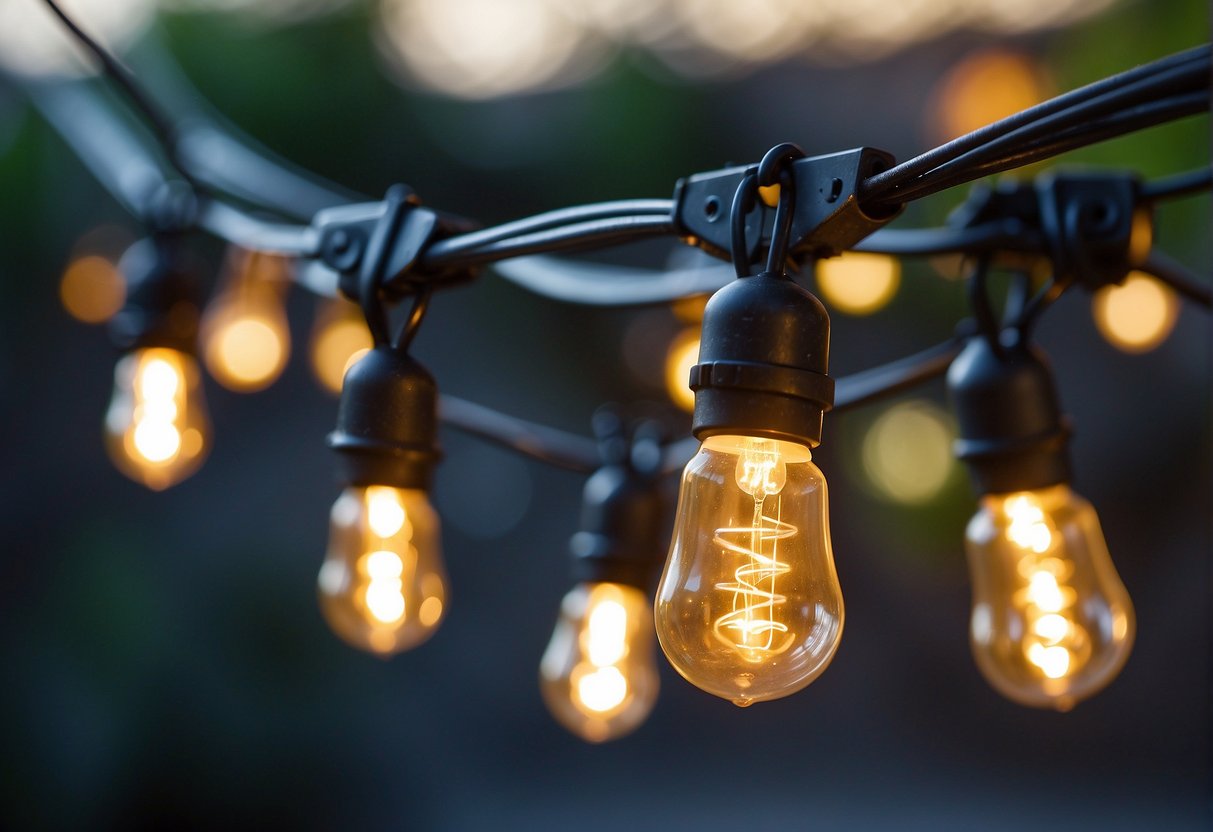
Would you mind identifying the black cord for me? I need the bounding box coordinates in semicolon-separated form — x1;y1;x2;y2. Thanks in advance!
40;0;208;195
438;395;600;473
1141;251;1213;308
1140;168;1213;201
862;45;1211;208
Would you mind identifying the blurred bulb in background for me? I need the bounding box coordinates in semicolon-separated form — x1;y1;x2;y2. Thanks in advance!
966;484;1134;711
104;346;210;490
656;435;843;706
310;298;373;396
861;400;955;504
318;485;448;656
60;254;127;324
664;328;699;413
0;0;155;77
202;251;291;392
930;48;1050;143
1092;271;1178;354
541;582;659;743
814;252;900;316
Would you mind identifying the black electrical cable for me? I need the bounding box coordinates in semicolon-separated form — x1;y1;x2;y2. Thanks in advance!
861;45;1211;208
1139;168;1213;201
438;395;600;473
1141;250;1213;308
886;88;1210;205
854;223;1044;257
428;200;673;252
419;215;677;270
40;0;208;194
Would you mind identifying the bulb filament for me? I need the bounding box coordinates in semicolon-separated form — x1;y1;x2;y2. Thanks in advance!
713;494;796;662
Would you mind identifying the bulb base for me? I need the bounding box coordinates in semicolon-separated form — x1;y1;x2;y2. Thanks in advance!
569;464;667;590
328;347;441;489
948;338;1071;495
690;273;834;448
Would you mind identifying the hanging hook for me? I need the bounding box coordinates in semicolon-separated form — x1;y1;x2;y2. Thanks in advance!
966;253;1004;358
730;166;760;278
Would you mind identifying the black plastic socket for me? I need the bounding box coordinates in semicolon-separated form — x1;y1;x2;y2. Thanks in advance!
108;236;199;354
948;337;1071;495
328;347;441;489
569;463;667;590
690;272;834;448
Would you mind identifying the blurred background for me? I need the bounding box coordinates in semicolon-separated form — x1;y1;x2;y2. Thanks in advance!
0;0;1209;829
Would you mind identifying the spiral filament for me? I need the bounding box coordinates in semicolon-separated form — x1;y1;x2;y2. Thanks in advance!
712;439;796;662
1004;494;1091;685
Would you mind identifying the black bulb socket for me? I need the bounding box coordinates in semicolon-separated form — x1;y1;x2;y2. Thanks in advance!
328;347;441;490
690;272;834;448
109;237;199;354
569;464;667;591
948;337;1072;496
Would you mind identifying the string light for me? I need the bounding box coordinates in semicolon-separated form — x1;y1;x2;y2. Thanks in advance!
20;3;1212;729
310;298;373;396
1092;271;1179;354
201;250;292;392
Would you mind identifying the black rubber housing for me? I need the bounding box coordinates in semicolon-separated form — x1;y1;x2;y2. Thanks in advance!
948;337;1072;495
328;347;441;489
690;272;834;448
568;463;667;591
108;237;199;354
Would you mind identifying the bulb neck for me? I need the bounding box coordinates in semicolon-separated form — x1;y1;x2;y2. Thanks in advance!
948;338;1071;495
690;272;834;448
328;347;441;490
569;464;668;591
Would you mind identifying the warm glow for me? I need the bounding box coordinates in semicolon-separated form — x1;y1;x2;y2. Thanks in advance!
664;328;699;413
59;255;126;323
861;401;955;504
377;0;599;99
540;582;659;741
367;486;409;538
815;252;900;315
1005;495;1053;553
317;486;447;656
1092;272;1179;354
311;300;374;395
575;666;628;713
931;49;1050;142
657;434;841;705
202;252;291;392
105;347;210;490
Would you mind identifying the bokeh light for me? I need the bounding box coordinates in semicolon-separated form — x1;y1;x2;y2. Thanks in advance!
861;400;956;504
1092;271;1179;354
815;252;901;315
201;252;292;393
310;298;373;395
930;48;1050;142
160;0;355;23
664;327;700;413
376;0;604;99
0;0;155;77
59;254;126;324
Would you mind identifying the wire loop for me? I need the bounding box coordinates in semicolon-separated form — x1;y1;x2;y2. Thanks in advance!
730;167;760;278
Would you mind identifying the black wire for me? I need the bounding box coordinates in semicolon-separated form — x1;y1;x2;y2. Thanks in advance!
1139;168;1213;201
438;395;600;473
885;89;1210;205
429;200;673;253
420;215;677;270
1141;250;1213;308
40;0;208;195
862;45;1210;207
854;223;1044;257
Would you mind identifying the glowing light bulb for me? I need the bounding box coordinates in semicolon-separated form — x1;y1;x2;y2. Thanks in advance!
1092;271;1179;354
310;299;373;396
663;328;700;413
540;582;660;742
318;485;447;656
966;484;1134;711
201;253;291;392
655;435;843;706
104;347;210;490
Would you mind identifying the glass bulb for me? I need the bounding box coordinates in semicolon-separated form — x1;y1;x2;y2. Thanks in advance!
103;347;210;490
540;582;660;743
318;485;448;656
966;483;1135;711
655;435;843;706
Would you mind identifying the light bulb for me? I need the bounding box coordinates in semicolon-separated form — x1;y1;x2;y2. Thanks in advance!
202;282;291;393
966;483;1134;711
318;484;447;656
104;347;210;490
540;582;660;743
655;434;843;706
